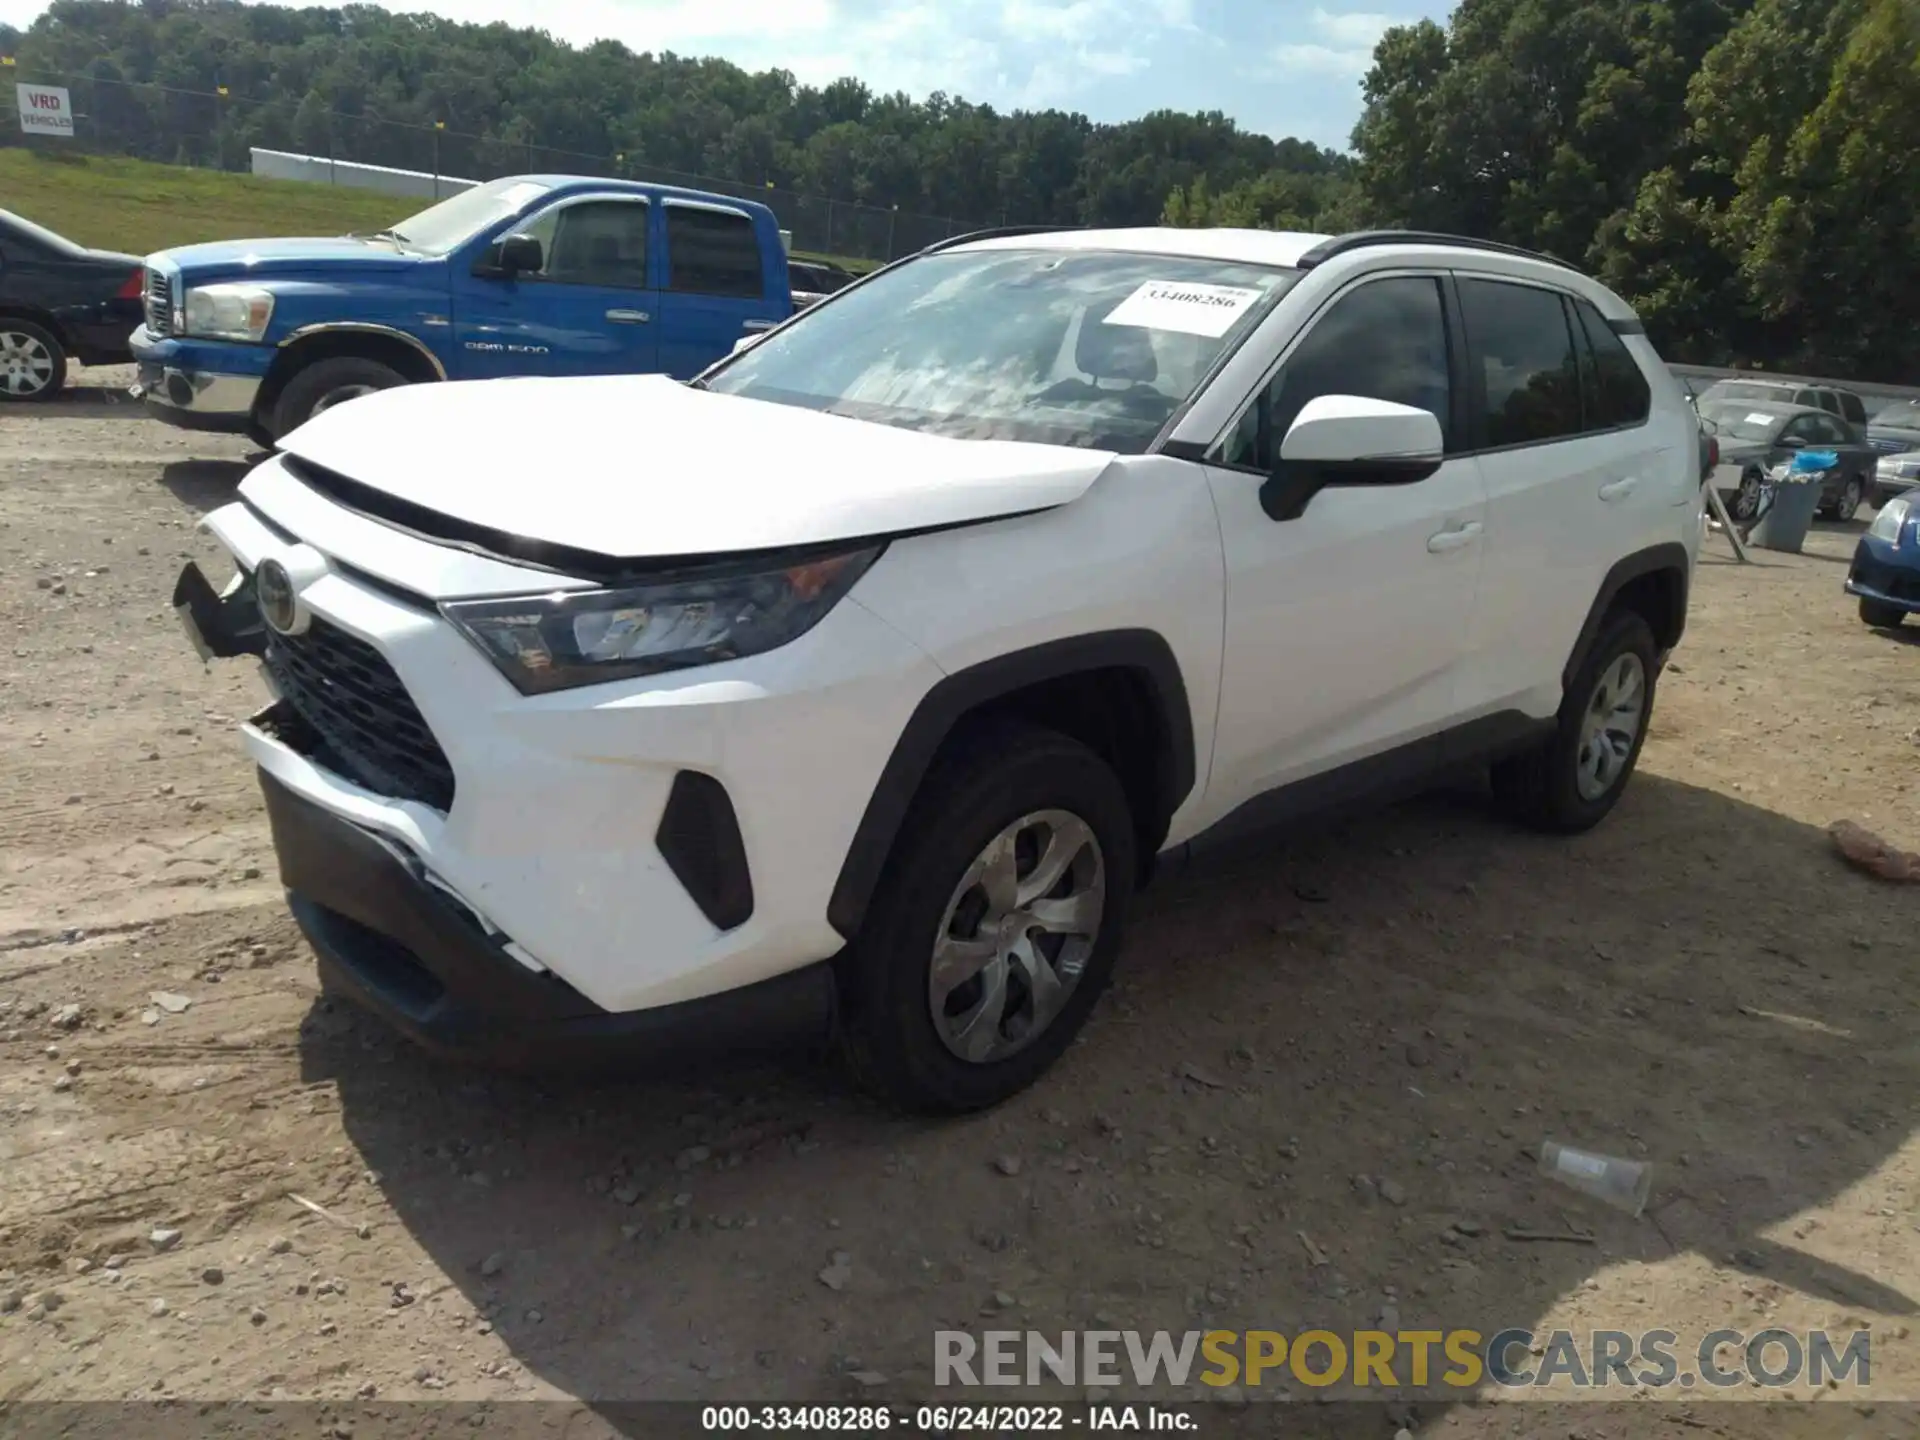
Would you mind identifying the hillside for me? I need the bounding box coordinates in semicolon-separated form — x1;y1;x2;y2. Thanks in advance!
0;149;404;253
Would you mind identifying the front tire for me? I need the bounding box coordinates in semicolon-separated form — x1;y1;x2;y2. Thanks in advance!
272;356;406;437
1732;470;1764;521
1834;476;1865;523
0;320;67;402
1491;611;1658;834
835;723;1137;1114
1860;598;1907;628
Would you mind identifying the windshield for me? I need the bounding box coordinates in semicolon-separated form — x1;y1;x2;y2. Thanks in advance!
706;248;1296;452
1698;403;1783;442
378;178;554;257
1872;399;1920;427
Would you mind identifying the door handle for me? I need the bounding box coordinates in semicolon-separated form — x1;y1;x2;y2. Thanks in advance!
742;319;777;332
1426;521;1482;554
605;308;650;324
1599;477;1639;503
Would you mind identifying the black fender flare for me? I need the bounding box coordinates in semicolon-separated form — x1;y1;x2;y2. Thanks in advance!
1562;542;1691;691
825;629;1196;939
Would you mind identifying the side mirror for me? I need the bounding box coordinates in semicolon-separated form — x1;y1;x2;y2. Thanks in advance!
1779;433;1807;450
478;232;543;277
1260;394;1445;522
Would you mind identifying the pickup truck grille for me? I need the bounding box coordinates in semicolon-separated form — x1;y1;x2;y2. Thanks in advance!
264;617;456;811
144;271;173;337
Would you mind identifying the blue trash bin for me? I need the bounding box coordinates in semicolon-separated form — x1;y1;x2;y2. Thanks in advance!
1749;449;1835;554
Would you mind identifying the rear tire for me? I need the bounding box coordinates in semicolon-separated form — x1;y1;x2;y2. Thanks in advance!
272;356;406;437
1491;611;1658;834
835;722;1137;1114
0;319;67;402
1860;598;1906;628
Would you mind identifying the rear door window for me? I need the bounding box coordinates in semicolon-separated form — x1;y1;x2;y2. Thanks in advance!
1457;277;1584;449
665;206;764;298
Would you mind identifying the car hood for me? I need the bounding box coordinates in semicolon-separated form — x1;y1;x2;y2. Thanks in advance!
149;235;421;279
272;374;1118;561
1868;423;1920;450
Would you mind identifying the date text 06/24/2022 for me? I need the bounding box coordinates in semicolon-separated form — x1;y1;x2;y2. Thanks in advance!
699;1405;1190;1431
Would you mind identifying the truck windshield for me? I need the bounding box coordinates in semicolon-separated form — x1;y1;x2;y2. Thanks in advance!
378;178;554;257
705;247;1295;453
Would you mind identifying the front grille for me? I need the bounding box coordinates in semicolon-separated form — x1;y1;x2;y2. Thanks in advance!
144;271;173;336
265;618;456;811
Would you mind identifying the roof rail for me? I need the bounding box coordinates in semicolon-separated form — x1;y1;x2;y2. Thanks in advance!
1296;229;1573;271
920;224;1073;255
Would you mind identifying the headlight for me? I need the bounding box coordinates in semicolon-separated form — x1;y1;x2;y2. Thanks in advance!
443;546;882;695
182;284;276;342
1867;496;1910;545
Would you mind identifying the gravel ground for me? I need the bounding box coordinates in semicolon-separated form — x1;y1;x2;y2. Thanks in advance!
2;373;1918;1436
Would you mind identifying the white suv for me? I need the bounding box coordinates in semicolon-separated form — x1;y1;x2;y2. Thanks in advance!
175;226;1701;1112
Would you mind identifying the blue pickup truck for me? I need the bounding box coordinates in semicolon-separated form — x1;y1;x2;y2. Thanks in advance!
130;174;793;443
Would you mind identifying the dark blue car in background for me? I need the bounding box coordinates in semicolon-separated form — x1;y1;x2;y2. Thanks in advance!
129;175;793;444
1846;493;1920;629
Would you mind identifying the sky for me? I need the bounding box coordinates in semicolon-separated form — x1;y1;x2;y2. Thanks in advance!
0;0;1452;149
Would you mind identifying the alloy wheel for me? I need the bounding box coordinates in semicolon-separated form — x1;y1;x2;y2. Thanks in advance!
928;809;1106;1064
0;329;56;398
1733;473;1763;521
1576;652;1647;802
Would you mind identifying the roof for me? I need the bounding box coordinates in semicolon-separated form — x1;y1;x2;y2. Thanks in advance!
955;227;1336;268
516;174;777;213
1698;398;1815;420
946;225;1647;325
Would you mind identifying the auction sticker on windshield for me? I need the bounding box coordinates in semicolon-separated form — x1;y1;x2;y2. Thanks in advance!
1103;280;1264;338
1746;412;1776;426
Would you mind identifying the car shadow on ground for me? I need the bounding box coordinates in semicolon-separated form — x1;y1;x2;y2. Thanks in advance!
159;456;261;512
38;383;145;419
297;772;1918;1423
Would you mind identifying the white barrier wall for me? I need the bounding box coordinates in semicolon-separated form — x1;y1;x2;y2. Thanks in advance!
250;148;479;201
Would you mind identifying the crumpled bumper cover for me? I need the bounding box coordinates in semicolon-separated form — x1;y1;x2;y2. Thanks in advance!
260;763;838;1069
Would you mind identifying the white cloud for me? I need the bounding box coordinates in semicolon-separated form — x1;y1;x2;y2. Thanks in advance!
0;0;1195;118
1274;6;1393;77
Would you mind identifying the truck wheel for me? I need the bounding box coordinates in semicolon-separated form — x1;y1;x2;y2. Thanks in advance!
1860;598;1906;628
836;722;1137;1114
1491;611;1658;835
272;356;406;437
0;319;67;402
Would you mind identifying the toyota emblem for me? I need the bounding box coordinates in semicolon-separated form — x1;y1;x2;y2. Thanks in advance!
255;558;302;635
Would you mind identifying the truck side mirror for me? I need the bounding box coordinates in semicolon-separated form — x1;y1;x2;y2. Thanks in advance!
478;233;544;277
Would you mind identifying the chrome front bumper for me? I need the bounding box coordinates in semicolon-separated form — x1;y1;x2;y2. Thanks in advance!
132;364;261;418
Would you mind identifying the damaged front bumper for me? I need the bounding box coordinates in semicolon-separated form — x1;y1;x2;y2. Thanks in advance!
173;560;267;662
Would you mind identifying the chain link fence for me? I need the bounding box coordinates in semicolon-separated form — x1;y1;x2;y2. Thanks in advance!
1;70;992;263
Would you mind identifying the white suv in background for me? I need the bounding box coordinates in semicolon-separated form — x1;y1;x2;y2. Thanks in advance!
175;226;1700;1112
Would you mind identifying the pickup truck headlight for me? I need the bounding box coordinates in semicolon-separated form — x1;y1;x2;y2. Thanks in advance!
182;283;276;342
443;545;882;695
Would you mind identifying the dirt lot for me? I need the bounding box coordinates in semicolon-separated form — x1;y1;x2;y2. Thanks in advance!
3;370;1919;1433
